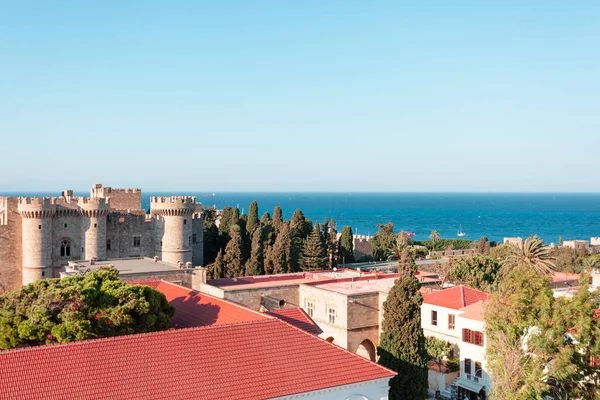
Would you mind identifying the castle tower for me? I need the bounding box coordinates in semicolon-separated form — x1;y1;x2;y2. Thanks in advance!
79;197;110;261
17;197;56;285
150;196;196;265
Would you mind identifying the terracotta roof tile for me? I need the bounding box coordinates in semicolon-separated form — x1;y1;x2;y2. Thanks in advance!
0;320;394;400
423;285;490;310
265;307;323;335
154;281;270;328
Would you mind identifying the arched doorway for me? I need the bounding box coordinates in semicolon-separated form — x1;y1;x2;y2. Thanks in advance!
355;339;376;361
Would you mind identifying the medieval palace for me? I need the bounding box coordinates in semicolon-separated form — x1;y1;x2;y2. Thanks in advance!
0;184;204;289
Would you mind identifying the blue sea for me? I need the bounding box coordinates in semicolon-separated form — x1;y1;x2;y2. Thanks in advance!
5;191;600;244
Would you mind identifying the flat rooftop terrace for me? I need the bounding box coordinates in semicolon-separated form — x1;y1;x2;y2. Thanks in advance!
63;257;182;276
314;272;441;296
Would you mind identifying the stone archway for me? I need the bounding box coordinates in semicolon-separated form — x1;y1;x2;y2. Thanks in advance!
355;339;376;361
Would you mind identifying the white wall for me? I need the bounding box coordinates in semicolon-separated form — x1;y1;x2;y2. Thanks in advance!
271;377;391;400
421;303;461;343
455;316;490;392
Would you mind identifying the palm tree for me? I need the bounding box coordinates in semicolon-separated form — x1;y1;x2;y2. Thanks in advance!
582;257;600;272
396;230;410;252
500;235;556;276
429;230;440;252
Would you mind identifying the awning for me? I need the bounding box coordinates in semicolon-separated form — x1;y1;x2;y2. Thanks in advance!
456;378;485;393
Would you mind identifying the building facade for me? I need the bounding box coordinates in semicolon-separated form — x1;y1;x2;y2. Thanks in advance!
0;184;204;288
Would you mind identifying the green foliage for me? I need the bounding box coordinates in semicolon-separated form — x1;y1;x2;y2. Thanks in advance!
272;222;293;274
325;219;339;269
425;336;454;372
371;222;397;260
429;230;440;251
245;227;265;276
420;238;473;251
489;243;515;262
477;236;491;255
272;206;283;232
377;249;428;399
301;222;327;271
339;226;355;264
246;201;259;236
223;225;245;277
259;212;271;226
209;249;225;279
550;246;587;273
445;357;459;373
0;267;174;349
202;207;220;265
447;255;500;291
500;235;556;276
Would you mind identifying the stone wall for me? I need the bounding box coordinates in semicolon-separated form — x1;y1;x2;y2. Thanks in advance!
0;198;22;290
91;185;142;211
223;286;300;311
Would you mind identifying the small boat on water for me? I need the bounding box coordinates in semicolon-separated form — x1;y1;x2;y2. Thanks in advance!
457;225;466;237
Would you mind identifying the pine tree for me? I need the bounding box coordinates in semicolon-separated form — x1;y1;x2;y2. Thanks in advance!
272;222;292;274
339;226;355;264
378;249;428;400
273;206;283;232
246;201;259;236
223;225;245;277
301;222;328;271
209;249;225;279
245;227;265;276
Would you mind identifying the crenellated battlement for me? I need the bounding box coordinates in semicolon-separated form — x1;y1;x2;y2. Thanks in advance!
150;196;197;216
18;197;56;206
150;196;197;204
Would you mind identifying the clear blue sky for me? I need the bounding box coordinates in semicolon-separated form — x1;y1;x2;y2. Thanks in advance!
1;1;599;192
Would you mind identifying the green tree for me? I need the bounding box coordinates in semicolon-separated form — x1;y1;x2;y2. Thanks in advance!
272;222;293;274
501;235;556;276
202;207;220;265
425;336;454;372
259;212;271;226
377;249;428;399
290;209;312;239
447;255;500;291
0;267;174;349
246;201;259;237
209;249;225;279
327;219;339;269
477;236;491;255
339;226;355;265
371;223;397;261
429;230;440;252
223;225;245;277
559;236;564;247
245;227;265;276
301;222;328;271
273;206;283;232
551;246;587;273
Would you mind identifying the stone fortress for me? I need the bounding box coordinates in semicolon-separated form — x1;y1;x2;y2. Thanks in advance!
0;184;204;289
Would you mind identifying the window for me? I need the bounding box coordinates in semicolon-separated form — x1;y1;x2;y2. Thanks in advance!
41;271;45;277
465;358;472;375
60;239;71;257
431;310;438;326
94;223;97;228
328;307;336;324
192;234;197;244
463;329;484;346
38;225;41;230
475;362;482;378
64;223;67;228
306;300;315;317
184;219;187;225
448;314;455;330
106;239;111;251
133;236;141;247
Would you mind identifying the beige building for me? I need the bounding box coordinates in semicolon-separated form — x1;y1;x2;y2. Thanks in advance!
0;184;204;289
194;268;441;361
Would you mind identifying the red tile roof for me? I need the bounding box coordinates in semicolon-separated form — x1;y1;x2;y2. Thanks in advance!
154;281;270;328
423;285;490;310
0;319;394;400
126;279;162;288
551;272;580;283
265;307;323;335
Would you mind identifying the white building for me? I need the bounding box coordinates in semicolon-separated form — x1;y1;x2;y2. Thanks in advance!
422;286;491;399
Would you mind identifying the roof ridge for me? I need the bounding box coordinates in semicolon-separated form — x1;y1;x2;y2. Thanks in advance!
461;285;466;308
0;319;279;356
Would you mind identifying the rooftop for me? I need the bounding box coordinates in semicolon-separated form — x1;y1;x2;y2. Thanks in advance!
459;300;488;322
62;258;184;277
314;272;441;296
423;285;491;310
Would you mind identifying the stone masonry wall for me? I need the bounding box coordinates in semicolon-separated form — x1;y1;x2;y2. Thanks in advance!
0;198;22;290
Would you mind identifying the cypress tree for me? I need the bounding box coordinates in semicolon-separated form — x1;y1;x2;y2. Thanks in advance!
209;249;225;279
273;206;283;232
339;226;355;264
202;208;220;265
245;227;265;276
223;225;245;277
301;222;328;271
272;222;292;274
246;201;259;236
260;212;271;226
290;209;312;238
378;249;428;399
327;219;339;269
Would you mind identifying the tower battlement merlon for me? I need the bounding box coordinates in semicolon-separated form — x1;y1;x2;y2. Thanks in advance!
17;197;57;218
79;197;111;217
18;197;56;206
150;196;197;204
